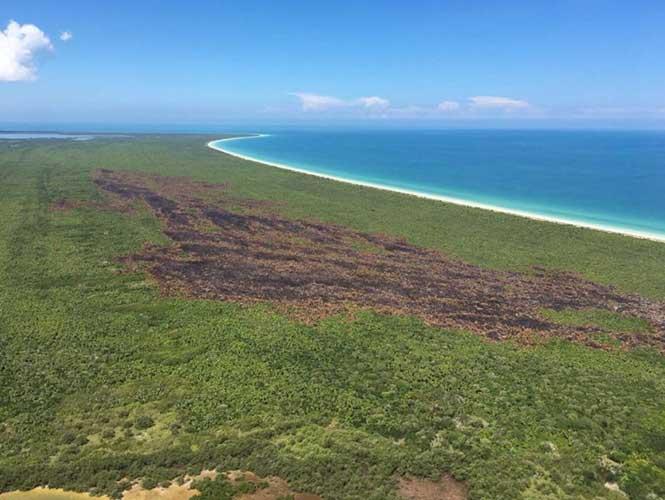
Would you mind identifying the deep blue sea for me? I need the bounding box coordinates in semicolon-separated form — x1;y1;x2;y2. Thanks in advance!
213;130;665;240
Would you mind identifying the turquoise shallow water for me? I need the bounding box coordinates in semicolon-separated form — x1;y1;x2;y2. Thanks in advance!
212;130;665;240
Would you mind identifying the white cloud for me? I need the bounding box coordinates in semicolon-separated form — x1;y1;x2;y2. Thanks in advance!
469;96;529;110
291;92;391;112
356;96;390;109
290;92;347;111
437;100;460;112
289;92;538;118
59;31;73;42
0;20;53;81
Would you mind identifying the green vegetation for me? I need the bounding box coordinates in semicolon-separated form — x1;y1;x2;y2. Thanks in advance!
135;416;155;430
1;135;665;499
541;308;653;334
192;476;264;500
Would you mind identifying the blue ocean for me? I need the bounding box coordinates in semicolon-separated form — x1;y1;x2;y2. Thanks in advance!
212;130;665;240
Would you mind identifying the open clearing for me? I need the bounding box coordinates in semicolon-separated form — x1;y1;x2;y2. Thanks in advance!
0;489;102;500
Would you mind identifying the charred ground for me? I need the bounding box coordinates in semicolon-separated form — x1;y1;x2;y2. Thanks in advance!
94;168;665;351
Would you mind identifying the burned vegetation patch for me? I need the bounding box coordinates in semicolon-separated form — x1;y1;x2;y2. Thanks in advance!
94;169;665;350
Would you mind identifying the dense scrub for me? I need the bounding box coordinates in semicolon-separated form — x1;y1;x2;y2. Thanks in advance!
1;136;665;499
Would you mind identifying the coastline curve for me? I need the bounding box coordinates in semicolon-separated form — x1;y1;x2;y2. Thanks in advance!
207;135;665;244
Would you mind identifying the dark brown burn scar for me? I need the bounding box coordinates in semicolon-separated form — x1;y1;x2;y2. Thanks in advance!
93;169;665;351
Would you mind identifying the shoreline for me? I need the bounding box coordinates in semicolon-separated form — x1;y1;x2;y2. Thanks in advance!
207;135;665;244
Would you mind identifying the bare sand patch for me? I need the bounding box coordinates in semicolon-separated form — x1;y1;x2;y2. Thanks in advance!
398;475;468;500
122;483;197;500
226;470;321;500
0;488;106;500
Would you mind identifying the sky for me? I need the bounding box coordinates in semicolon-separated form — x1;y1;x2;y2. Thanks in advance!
1;0;664;129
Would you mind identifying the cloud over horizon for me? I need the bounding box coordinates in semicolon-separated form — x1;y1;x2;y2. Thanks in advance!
289;93;346;111
291;92;391;112
438;100;461;112
290;92;532;118
0;20;53;82
356;96;390;109
469;96;530;110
